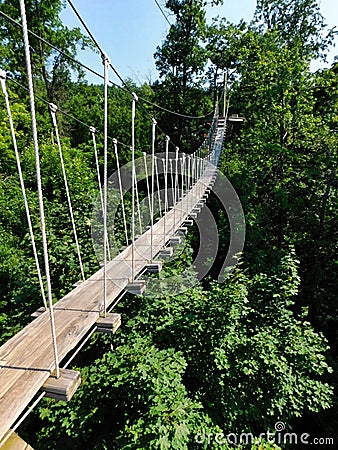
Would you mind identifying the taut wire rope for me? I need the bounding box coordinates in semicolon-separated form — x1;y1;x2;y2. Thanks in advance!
49;103;85;282
102;52;110;317
154;156;162;217
19;0;60;378
150;119;156;261
169;159;174;207
133;160;143;236
163;136;170;246
131;93;138;281
174;147;179;227
90;126;111;260
143;152;152;226
0;70;47;310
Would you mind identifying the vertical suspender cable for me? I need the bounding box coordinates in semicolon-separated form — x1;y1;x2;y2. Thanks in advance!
193;153;196;191
102;52;110;317
131;92;138;281
169;159;174;207
162;158;166;244
163;136;169;246
181;155;185;206
155;156;162;216
143;152;151;225
174;147;179;227
113;139;128;247
187;156;191;213
0;71;47;311
150;119;156;261
91;126;110;256
49;103;85;282
19;0;60;378
133;162;143;235
91;126;111;260
191;154;194;190
90;127;104;216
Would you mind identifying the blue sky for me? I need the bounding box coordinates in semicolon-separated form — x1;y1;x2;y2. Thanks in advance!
60;0;338;85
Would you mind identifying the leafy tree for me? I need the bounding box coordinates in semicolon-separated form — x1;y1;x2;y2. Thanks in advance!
0;0;91;101
153;0;216;147
254;0;336;59
25;253;333;448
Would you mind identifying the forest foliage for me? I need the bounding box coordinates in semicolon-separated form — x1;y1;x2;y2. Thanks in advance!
0;0;337;448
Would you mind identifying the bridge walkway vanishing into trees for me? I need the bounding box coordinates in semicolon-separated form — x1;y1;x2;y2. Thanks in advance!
0;1;234;447
0;110;226;445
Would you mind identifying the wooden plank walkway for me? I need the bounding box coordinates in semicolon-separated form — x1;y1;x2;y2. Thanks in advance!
0;150;222;444
1;431;34;450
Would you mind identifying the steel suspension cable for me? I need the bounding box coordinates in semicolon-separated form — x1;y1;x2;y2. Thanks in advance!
154;156;162;216
180;155;185;204
150;119;156;261
133;162;143;236
0;70;47;311
163;136;170;246
49;103;85;282
64;1;211;130
131;93;138;281
0;10;212;130
19;0;60;378
143;152;151;225
174;147;179;227
90;127;104;216
187;156;191;213
90;126;111;260
169;159;174;207
102;53;109;317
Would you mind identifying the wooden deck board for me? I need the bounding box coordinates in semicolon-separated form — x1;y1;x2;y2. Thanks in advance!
1;431;34;449
0;159;220;444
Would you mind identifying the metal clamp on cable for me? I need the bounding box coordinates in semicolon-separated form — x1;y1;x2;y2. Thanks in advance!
89;126;96;134
132;92;138;102
152;118;157;126
112;138;118;145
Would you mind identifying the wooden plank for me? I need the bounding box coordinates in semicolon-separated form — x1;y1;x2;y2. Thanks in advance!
1;431;34;450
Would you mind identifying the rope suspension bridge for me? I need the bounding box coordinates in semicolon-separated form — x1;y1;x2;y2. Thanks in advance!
0;1;233;447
